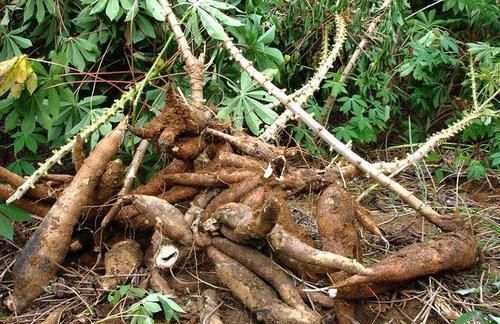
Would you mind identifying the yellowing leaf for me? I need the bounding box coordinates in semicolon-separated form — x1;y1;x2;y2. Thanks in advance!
26;73;38;95
0;55;37;98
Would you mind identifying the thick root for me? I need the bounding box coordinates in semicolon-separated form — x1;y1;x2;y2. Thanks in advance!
334;230;478;288
268;224;372;275
161;135;205;160
100;239;143;290
210;199;278;240
0;184;51;217
316;184;361;262
158;185;200;203
215;151;265;170
96;159;125;204
207;247;320;324
316;184;361;323
72;134;86;172
6;119;127;312
353;202;384;238
211;237;319;322
202;177;262;221
129;195;193;245
132;159;192;196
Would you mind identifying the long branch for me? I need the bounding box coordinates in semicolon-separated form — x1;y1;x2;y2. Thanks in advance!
259;14;347;142
160;0;204;107
323;0;393;115
219;30;462;231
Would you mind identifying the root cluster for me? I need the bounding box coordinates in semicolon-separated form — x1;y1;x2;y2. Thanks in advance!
2;90;477;323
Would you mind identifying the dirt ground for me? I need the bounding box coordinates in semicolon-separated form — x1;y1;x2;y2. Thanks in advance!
0;159;498;324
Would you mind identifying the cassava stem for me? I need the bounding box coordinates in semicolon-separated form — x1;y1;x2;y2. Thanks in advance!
219;27;462;231
260;14;347;142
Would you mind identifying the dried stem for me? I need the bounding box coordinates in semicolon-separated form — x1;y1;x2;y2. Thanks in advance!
260;14;347;142
101;139;150;227
323;0;393;115
160;0;205;107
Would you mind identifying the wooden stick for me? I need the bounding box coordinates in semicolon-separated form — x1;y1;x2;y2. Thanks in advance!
220;31;463;232
101;139;149;227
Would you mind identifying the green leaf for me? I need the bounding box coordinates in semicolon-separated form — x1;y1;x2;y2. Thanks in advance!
198;8;226;40
145;0;166;21
0;214;13;240
0;204;31;221
257;26;275;45
142;301;162;313
158;295;184;313
106;0;120;21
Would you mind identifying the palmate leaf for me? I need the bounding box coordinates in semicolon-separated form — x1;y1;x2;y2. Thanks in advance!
218;71;278;135
0;55;38;98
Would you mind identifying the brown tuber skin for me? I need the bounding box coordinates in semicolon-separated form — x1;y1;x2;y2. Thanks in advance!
210;199;279;240
95;159;125;204
334;230;478;288
211;237;319;323
100;239;143;290
0;184;51;217
129;195;193;245
316;184;360;324
6;119;128;312
72;134;86;172
202;177;262;221
268;224;372;275
207;247;320;324
132;159;192;196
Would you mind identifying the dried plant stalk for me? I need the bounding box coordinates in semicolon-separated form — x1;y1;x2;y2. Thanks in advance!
220;28;463;232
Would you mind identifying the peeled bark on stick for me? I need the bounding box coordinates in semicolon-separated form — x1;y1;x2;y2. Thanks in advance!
0;184;51;217
100;239;143;290
268;224;372;275
334;230;478;288
220;29;463;232
101;139;149;227
211;238;318;321
6;119;127;312
0;166;53;201
160;0;205;108
200;289;224;324
207;247;320;324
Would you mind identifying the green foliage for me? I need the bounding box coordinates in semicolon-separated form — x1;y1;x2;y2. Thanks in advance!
0;0;498;184
0;203;31;240
217;71;278;135
107;285;184;324
455;310;499;324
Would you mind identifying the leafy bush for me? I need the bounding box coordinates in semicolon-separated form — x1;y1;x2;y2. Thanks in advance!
0;0;498;186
